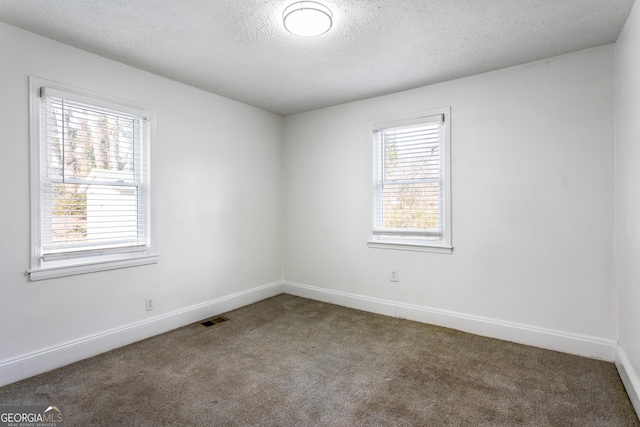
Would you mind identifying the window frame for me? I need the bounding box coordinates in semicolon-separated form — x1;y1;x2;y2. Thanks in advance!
368;107;452;254
28;77;158;281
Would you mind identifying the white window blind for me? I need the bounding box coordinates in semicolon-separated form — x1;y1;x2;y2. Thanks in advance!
29;78;157;279
371;110;451;251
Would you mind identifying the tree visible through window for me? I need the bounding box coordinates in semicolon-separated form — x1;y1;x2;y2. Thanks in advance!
29;78;157;280
44;97;140;249
371;109;451;251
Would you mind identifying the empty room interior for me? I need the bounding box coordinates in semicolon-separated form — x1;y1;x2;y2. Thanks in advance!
1;0;640;424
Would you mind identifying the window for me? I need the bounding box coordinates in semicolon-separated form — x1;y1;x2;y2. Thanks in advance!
28;77;157;280
369;108;452;253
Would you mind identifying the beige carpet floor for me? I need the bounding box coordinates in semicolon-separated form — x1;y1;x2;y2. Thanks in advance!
0;294;638;426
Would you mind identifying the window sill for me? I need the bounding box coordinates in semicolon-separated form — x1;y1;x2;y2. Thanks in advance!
367;239;453;254
28;254;159;281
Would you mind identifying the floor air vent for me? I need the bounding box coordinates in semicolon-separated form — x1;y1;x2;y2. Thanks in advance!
201;316;229;327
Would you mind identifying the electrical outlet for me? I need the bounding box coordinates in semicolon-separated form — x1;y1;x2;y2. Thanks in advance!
145;298;154;311
390;269;399;282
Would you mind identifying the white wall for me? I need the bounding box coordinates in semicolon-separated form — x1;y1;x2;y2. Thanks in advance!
284;45;616;348
0;22;283;379
615;0;640;414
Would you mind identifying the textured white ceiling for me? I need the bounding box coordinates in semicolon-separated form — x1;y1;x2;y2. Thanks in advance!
0;0;635;115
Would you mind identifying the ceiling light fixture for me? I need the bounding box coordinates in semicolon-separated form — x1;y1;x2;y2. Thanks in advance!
283;1;333;37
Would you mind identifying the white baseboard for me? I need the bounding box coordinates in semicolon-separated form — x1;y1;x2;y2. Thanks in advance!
283;281;616;361
0;281;284;387
616;344;640;418
1;280;620;391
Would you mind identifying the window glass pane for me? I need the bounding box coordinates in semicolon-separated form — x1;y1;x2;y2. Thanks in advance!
47;98;137;183
382;182;441;231
43;182;141;250
383;124;441;183
40;94;148;255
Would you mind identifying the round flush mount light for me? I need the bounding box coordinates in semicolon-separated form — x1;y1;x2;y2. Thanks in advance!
283;1;333;37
